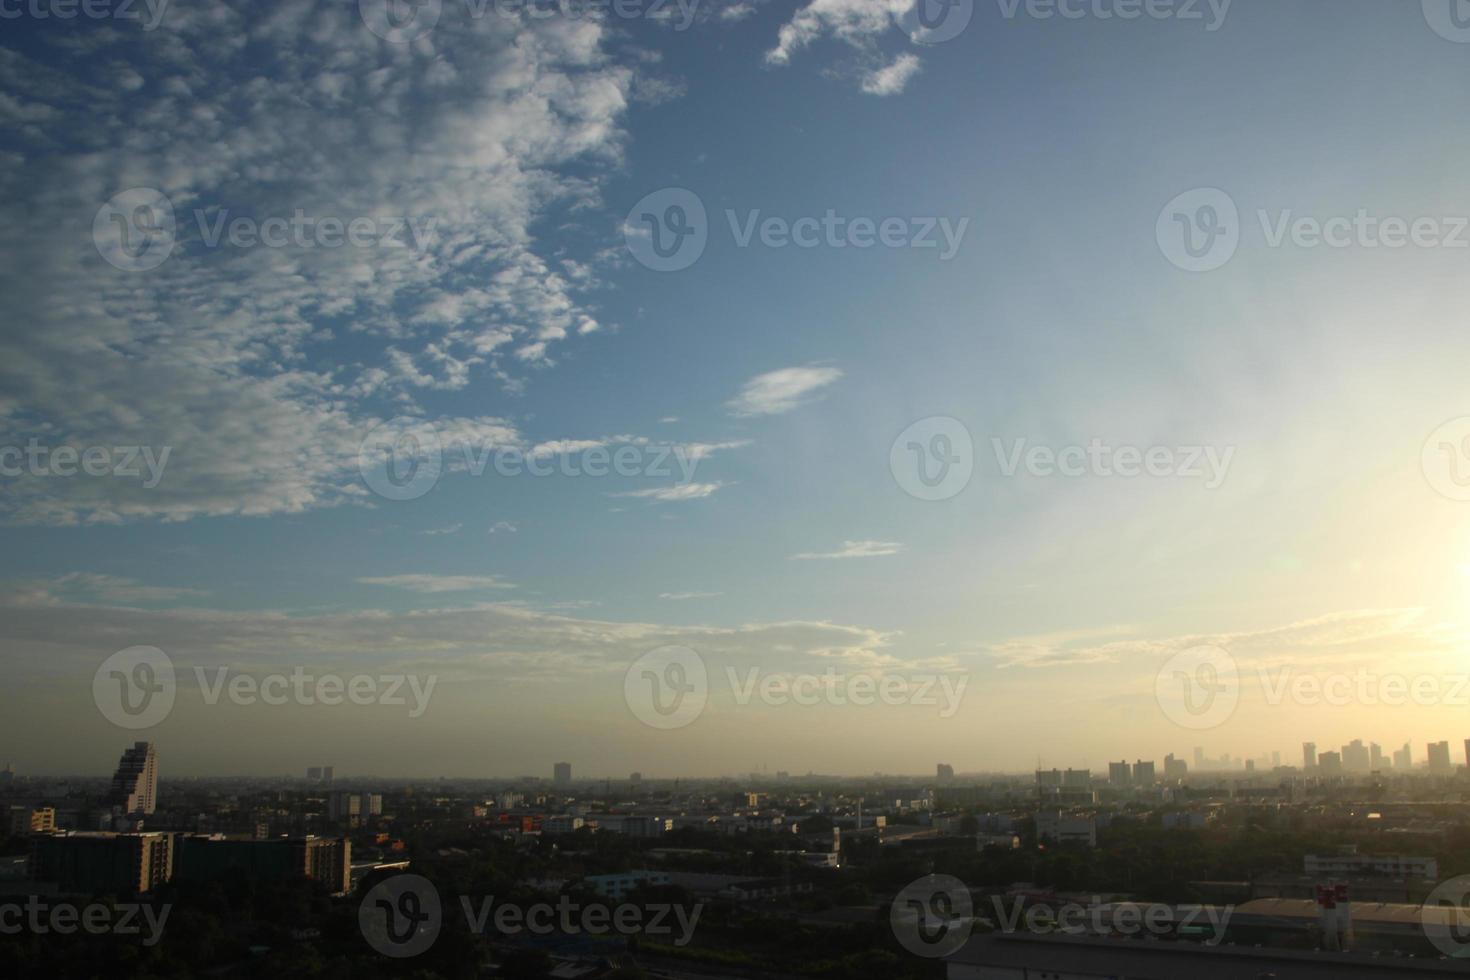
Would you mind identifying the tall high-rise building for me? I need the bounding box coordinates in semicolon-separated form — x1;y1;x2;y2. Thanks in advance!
108;741;158;815
1271;751;1281;769
1133;760;1156;785
1163;754;1188;780
554;762;572;786
1317;751;1342;775
936;763;955;784
1342;740;1370;773
1428;741;1452;774
327;791;382;828
1302;742;1317;770
1109;761;1131;787
1369;743;1385;771
1393;743;1412;771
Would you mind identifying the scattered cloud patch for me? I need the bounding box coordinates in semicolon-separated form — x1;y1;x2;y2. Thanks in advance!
727;366;842;416
790;539;903;560
358;574;517;593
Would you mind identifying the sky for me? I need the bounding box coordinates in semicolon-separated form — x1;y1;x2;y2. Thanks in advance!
4;0;1470;778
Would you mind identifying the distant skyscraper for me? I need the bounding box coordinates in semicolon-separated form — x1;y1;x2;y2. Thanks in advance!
306;766;322;781
1271;751;1281;768
1428;741;1452;774
1342;740;1370;773
108;742;157;815
1393;743;1412;771
1317;751;1342;775
1303;742;1317;770
1193;747;1205;769
321;766;334;785
1163;754;1188;780
1109;761;1131;786
1133;760;1156;785
554;762;572;786
936;763;954;784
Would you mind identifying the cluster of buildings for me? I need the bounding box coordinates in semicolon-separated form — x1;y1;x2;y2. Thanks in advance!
1303;738;1470;776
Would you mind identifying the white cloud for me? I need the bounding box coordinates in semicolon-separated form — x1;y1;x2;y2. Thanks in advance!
611;482;726;501
359;574;517;593
764;0;926;95
986;609;1438;670
862;52;921;95
727;366;842;416
790;539;904;560
0;2;647;526
659;591;724;600
422;524;463;536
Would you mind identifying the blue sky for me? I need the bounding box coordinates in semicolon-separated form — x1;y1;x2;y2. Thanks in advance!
5;0;1470;777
